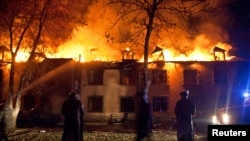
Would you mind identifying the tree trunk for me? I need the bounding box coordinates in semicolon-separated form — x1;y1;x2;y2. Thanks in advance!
142;0;157;101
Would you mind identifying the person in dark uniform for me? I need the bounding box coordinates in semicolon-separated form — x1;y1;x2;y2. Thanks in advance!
136;91;152;141
61;91;84;141
175;90;196;141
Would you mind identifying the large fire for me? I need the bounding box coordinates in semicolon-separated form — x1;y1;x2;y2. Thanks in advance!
150;35;233;62
15;29;234;63
13;1;236;63
14;27;234;63
10;0;237;63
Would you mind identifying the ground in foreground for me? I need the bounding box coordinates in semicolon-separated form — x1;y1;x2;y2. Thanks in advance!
8;128;207;141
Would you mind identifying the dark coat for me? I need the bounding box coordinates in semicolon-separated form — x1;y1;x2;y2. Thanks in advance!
61;95;84;141
175;98;196;141
175;99;196;122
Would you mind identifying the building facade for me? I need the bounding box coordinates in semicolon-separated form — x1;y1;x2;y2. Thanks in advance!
12;58;250;126
78;60;250;123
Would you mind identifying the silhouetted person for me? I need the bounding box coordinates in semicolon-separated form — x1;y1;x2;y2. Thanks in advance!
175;90;196;141
0;107;8;141
62;91;84;141
136;92;152;141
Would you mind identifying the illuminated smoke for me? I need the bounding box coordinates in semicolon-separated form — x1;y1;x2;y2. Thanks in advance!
49;0;237;62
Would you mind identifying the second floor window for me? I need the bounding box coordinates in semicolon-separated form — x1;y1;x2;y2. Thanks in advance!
87;69;103;85
120;70;136;85
213;69;228;85
183;69;198;85
151;70;167;85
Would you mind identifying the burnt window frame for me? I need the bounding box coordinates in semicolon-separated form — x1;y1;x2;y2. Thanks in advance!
151;69;168;85
120;69;136;85
87;69;103;85
120;96;135;112
183;69;199;85
152;96;169;112
88;96;103;112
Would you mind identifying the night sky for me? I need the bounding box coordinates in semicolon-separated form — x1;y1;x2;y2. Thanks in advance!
227;0;250;60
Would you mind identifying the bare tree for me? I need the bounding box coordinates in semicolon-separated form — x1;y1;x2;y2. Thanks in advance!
106;0;208;100
0;0;89;130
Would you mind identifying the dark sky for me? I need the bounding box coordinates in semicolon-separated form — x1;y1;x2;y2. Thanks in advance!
227;0;250;60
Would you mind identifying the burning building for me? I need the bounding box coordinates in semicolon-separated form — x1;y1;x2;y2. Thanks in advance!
0;0;248;129
0;35;248;129
79;56;250;124
12;45;250;128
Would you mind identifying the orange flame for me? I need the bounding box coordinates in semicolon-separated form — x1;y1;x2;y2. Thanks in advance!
14;29;235;63
148;35;234;62
16;51;29;62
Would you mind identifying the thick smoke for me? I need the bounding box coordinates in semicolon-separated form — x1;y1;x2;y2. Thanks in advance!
55;0;237;61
